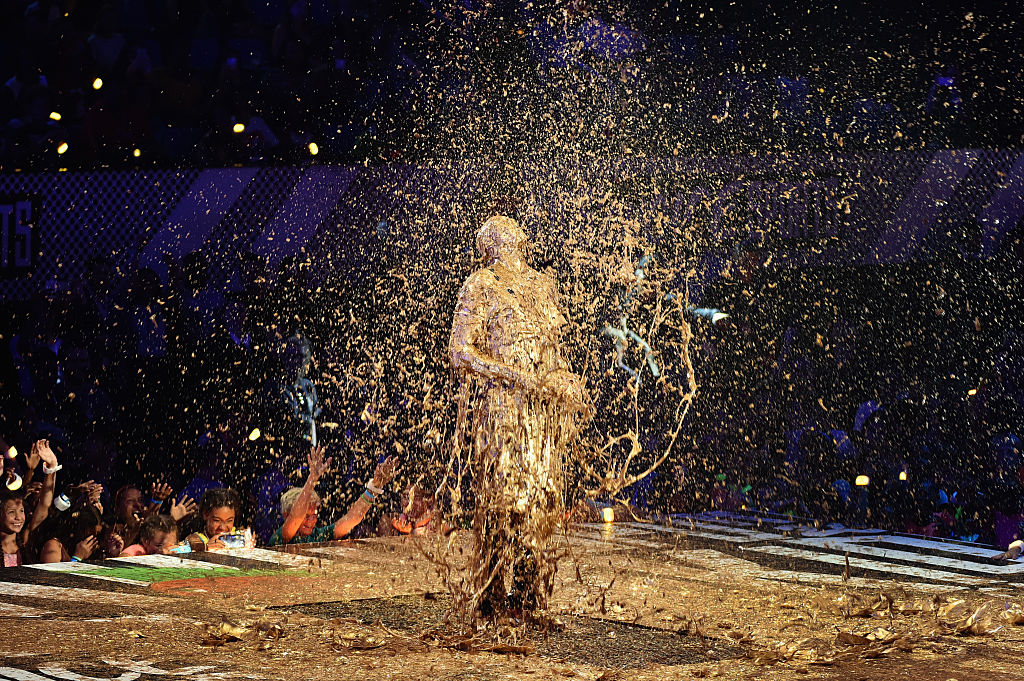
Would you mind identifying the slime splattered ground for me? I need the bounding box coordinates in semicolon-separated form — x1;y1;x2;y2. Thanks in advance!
2;535;1023;681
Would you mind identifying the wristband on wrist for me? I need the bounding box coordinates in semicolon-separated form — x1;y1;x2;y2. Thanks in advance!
365;481;384;496
360;490;375;505
42;463;62;475
150;497;163;505
70;555;82;562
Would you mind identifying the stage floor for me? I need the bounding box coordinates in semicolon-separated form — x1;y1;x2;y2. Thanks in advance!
2;515;1023;681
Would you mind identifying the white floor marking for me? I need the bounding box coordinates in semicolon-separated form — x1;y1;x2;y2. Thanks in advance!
785;537;1024;576
0;602;49;617
218;547;319;567
673;549;963;594
0;668;54;681
748;545;994;586
855;534;1011;559
109;554;235;570
0;581;175;606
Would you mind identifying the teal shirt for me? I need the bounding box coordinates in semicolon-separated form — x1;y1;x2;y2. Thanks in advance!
268;523;335;545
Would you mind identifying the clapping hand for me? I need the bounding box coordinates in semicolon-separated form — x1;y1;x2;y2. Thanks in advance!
170;495;198;522
307;445;333;483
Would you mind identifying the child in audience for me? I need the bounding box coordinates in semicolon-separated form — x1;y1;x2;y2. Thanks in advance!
185;488;251;551
1;440;59;567
120;514;178;556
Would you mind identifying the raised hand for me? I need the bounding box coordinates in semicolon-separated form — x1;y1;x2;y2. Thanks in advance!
73;535;98;561
371;456;400;489
25;441;42;470
34;439;58;471
170;495;198;522
150;482;173;504
307;445;333;483
73;480;104;505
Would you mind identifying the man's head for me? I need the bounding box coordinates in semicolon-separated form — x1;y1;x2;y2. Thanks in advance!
280;486;320;536
476;216;527;264
138;514;178;554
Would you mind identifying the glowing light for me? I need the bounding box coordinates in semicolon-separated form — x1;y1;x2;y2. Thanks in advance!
5;446;16;459
57;142;68;154
248;427;261;441
92;77;103;90
132;148;141;158
601;507;614;523
232;122;245;133
308;142;319;156
899;471;908;481
49;111;61;121
855;475;870;487
6;472;22;492
967;388;978;396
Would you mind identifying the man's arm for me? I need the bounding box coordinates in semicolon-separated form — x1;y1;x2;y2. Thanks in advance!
332;456;399;539
449;273;534;388
279;446;332;544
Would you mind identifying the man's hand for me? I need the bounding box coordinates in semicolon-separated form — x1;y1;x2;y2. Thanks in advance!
307;445;332;484
74;536;98;561
542;370;589;411
150;482;173;504
170;495;197;522
371;456;400;489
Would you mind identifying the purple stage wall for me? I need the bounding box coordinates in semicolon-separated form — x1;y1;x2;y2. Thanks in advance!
1;150;1022;301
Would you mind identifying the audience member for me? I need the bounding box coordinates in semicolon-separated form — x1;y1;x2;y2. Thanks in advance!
269;446;398;546
120;514;178;556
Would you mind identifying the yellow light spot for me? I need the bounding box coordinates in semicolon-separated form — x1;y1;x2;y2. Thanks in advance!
601;507;614;523
967;388;978;396
49;111;61;121
232;122;245;133
248;427;261;441
899;471;908;481
92;77;103;90
133;148;141;158
5;446;16;459
855;475;870;487
57;142;68;154
308;142;319;156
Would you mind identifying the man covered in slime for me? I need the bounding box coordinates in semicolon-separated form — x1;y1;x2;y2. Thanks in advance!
449;215;589;617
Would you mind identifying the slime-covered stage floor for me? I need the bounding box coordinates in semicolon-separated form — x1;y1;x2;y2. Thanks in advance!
2;515;1023;681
